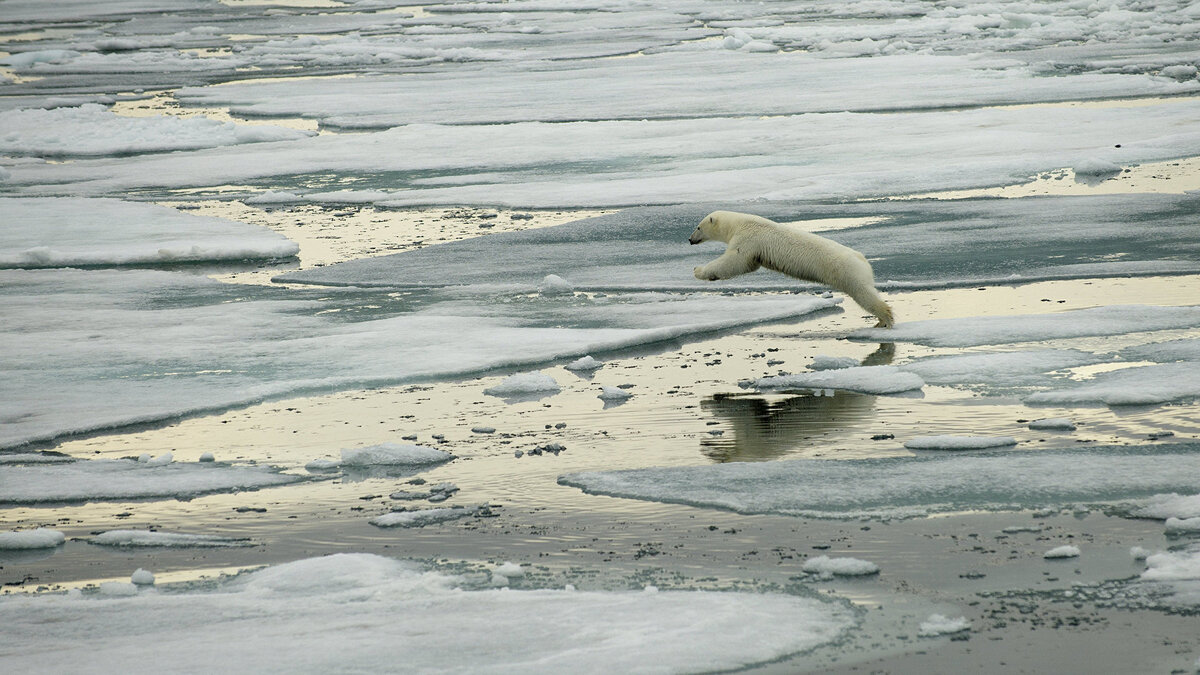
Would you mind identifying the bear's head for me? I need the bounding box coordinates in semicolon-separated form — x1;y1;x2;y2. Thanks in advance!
689;211;735;245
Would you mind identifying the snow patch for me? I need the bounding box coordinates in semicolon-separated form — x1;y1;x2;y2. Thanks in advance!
0;528;65;550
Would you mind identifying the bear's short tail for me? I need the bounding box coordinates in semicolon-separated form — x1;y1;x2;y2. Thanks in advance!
851;288;894;328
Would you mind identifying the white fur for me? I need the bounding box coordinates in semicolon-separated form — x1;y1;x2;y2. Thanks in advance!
690;210;894;327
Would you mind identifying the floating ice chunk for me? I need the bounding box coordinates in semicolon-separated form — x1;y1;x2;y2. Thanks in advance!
1141;547;1200;581
903;436;1018;451
244;190;302;205
755;366;924;395
0;458;302;504
0;453;74;464
305;458;341;472
1166;517;1200;535
1131;546;1153;560
198;452;215;463
598;386;632;401
853;305;1200;348
340;443;453;467
1123;338;1200;362
1160;65;1198;81
0;528;65;550
0;105;313;157
483;372;561;397
493;562;525;579
560;445;1200;520
0;553;854;672
0;198;299;268
92;530;253;548
565;355;603;371
1029;418;1077;431
144;452;173;467
131;569;155;586
802;555;879;577
471;426;495;434
1;49;79;70
810;355;857;371
1025;363;1200;406
900;350;1104;388
1073;158;1122;177
1044;545;1081;559
539;274;574;295
369;507;475;528
98;582;139;597
917;614;971;637
1130;493;1200;520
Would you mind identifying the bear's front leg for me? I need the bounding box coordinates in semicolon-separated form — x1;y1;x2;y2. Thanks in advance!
694;248;760;281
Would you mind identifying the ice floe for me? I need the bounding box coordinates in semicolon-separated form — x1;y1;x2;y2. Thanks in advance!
1025;363;1200;406
0;528;65;550
483;372;561;398
0;553;855;673
1028;418;1077;431
903;436;1018;451
560;445;1200;520
565;355;604;372
900;350;1106;389
1165;518;1200;535
130;569;155;586
917;614;971;638
754;366;925;395
369;507;475;528
802;555;879;578
0;197;298;268
1130;494;1200;521
0;457;301;504
1044;545;1081;559
0;268;837;449
340;443;453;467
91;530;253;548
0;104;313;157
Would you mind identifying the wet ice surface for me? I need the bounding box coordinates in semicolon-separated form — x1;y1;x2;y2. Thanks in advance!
0;553;855;675
3;0;1200;672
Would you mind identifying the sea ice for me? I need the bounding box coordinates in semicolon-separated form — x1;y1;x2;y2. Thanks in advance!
1130;494;1200;520
1141;546;1200;582
560;444;1200;520
91;530;253;548
809;355;857;371
0;197;299;268
130;569;155;586
917;614;971;637
483;372;561;397
0;104;313;157
1029;418;1077;431
1044;545;1081;559
0;457;302;504
1165;518;1200;535
899;350;1105;389
339;443;453;467
903;436;1018;451
1025;363;1200;406
98;581;139;597
0;528;66;550
598;386;633;401
0;553;855;673
565;355;604;371
802;555;879;577
754;366;925;395
369;507;475;528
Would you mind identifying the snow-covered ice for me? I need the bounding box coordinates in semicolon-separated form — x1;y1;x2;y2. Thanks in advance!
340;443;453;467
0;528;65;550
1029;418;1078;431
91;530;253;548
561;445;1200;520
1131;494;1200;521
0;553;855;673
598;386;633;401
1165;518;1200;535
802;555;879;578
0;197;299;268
1025;363;1200;406
754;366;925;396
903;436;1018;451
130;569;155;586
483;372;561;398
565;355;604;372
369;507;475;528
0;457;301;504
918;614;971;637
1044;545;1081;559
0;104;313;157
810;355;857;371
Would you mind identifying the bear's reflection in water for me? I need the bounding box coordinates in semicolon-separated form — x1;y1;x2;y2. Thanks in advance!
699;343;894;463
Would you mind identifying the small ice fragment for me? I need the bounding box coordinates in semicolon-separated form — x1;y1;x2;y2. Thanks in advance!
1044;545;1081;559
904;436;1017;451
0;528;65;550
340;443;453;466
643;585;658;594
145;452;173;467
245;190;301;205
802;555;879;577
198;452;215;463
539;274;573;295
1165;517;1200;534
565;355;603;371
484;373;560;397
98;581;138;597
810;355;857;371
1130;546;1153;560
137;453;152;463
369;507;473;528
917;614;971;637
1028;418;1076;431
493;562;524;578
1073;158;1122;176
471;426;496;434
305;458;341;471
130;569;155;586
598;386;632;401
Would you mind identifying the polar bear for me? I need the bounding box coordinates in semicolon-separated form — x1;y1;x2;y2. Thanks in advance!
690;210;894;328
